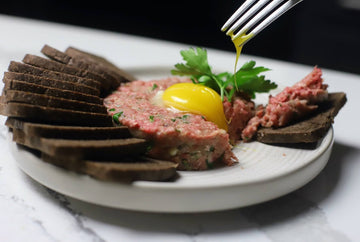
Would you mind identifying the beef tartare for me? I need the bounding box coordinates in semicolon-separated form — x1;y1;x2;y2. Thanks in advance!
103;66;329;170
104;77;243;170
241;66;328;140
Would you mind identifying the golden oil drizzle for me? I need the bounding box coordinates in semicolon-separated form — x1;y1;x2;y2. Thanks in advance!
228;31;253;89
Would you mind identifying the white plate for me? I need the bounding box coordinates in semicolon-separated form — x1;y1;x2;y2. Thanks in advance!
9;124;334;213
8;64;335;213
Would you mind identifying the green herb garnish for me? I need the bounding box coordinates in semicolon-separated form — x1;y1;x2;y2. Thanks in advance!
171;115;190;123
151;83;158;91
149;115;155;122
171;47;277;100
112;111;123;124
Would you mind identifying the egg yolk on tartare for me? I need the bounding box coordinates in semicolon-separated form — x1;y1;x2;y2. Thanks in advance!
161;82;228;131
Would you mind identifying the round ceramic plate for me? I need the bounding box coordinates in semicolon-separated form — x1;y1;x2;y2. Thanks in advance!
9;126;334;213
8;65;334;213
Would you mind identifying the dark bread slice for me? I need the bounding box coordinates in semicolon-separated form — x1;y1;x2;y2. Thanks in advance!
11;127;147;160
4;72;100;96
22;54;107;87
3;90;107;114
6;118;131;140
7;119;177;181
0;102;113;126
1;46;178;182
65;46;136;81
65;46;136;87
41;154;178;182
3;79;102;104
256;92;347;143
40;45;72;64
41;45;116;92
8;61;101;90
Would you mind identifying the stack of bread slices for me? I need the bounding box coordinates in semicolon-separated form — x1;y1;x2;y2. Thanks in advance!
0;44;177;182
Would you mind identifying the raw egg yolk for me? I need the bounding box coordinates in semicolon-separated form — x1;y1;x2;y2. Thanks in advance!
162;83;228;131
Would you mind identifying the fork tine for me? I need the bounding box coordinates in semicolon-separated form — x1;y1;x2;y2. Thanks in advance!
221;0;257;32
226;0;270;35
232;0;285;39
222;0;303;46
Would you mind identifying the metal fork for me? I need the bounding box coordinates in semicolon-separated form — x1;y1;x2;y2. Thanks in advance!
221;0;303;45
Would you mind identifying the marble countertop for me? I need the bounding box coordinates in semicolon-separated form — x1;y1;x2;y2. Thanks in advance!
1;14;359;242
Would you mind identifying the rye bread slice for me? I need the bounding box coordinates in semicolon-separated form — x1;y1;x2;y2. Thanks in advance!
3;79;102;104
4;72;100;96
66;46;136;81
7;119;177;182
22;54;107;87
8;61;101;90
0;102;113;126
41;154;178;182
256;92;347;143
41;45;116;91
6;118;131;140
3;90;107;114
65;46;136;86
11;127;147;161
40;45;72;64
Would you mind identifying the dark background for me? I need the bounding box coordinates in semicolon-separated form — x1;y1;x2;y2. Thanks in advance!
1;0;359;74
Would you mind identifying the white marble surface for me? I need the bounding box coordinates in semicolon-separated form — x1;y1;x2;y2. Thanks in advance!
0;14;359;242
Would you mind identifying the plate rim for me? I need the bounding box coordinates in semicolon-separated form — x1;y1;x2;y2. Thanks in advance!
8;127;334;212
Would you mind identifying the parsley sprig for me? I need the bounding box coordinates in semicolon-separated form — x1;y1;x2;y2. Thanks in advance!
171;47;277;101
